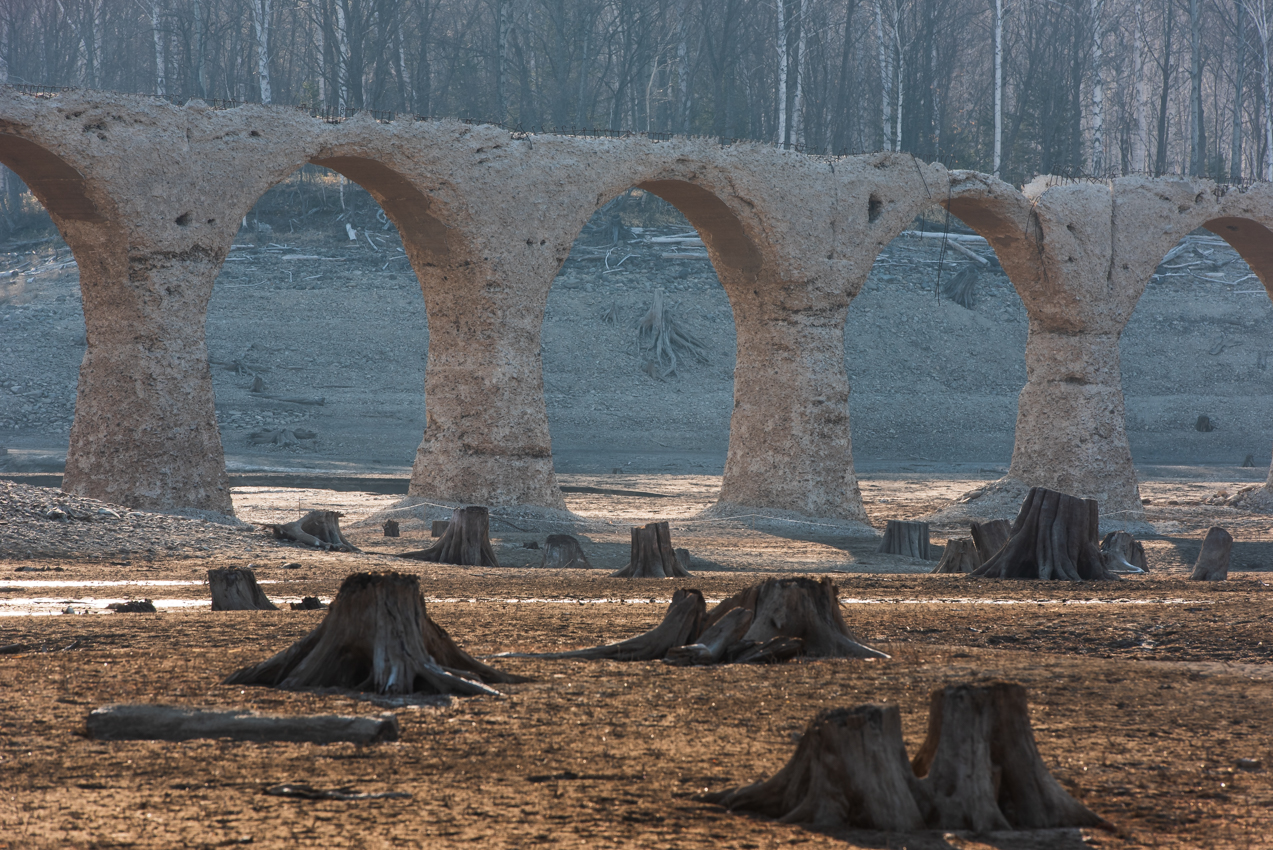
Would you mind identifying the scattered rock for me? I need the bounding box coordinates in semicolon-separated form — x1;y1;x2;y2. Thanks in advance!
107;599;157;613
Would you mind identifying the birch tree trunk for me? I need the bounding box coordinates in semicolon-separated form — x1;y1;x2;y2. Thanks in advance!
1133;0;1147;172
496;0;511;123
1090;0;1104;175
1233;1;1248;181
993;0;1003;176
314;0;326;105
335;0;350;111
151;0;166;97
777;0;788;146
1189;0;1204;175
792;0;808;147
676;0;690;132
891;2;903;151
1252;2;1273;180
252;0;272;104
874;0;891;149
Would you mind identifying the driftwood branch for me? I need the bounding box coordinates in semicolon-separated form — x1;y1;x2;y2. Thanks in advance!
87;704;398;744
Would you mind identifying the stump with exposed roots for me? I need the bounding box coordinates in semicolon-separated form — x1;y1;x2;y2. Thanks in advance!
225;572;524;696
931;538;981;574
508;577;886;664
612;521;690;577
400;506;500;567
1100;531;1147;574
270;510;358;552
540;534;591;569
209;567;277;611
969;487;1115;580
703;682;1111;833
1189;526;1233;581
970;518;1012;562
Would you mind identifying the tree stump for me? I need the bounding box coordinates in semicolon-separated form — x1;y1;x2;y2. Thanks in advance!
970;518;1013;562
431;520;449;538
208;567;277;611
931;538;981;574
225;571;524;696
877;520;931;559
1100;531;1147;574
507;588;707;661
382;519;399;538
540;534;591;569
702;704;925;830
1189;526;1233;581
399;506;499;567
270;510;358;552
665;606;754;666
612;521;690;577
912;682;1111;831
969;488;1114;580
702;682;1112;833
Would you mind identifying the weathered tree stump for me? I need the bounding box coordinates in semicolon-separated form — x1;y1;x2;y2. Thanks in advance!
665;606;754;666
912;682;1112;831
270;510;358;552
431;520;449;538
225;572;523;696
702;682;1111;833
505;588;707;661
878;520;931;559
1100;531;1147;574
208;567;278;611
399;506;499;567
702;704;925;830
612;521;690;577
969;488;1115;580
87;704;398;744
931;538;981;574
970;518;1013;562
1189;526;1233;581
940;264;980;309
540;534;591;569
382;519;399;538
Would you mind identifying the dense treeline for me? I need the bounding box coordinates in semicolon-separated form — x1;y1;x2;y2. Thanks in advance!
2;0;1273;185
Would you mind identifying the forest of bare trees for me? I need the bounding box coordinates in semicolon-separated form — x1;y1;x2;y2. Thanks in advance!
2;0;1273;186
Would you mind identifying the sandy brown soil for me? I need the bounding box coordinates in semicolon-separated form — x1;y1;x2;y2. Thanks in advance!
2;477;1272;850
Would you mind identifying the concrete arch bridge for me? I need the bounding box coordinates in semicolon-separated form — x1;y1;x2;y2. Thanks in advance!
3;87;1273;529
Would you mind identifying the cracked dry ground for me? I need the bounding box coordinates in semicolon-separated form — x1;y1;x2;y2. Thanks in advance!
2;554;1271;849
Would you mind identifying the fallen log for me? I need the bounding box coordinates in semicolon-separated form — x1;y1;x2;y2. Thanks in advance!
399;506;499;567
702;682;1111;832
540;534;591;569
1189;526;1233;581
270;510;359;553
931;538;981;574
86;704;399;744
208;567;278;611
968;488;1115;580
612;521;689;577
225;571;523;696
1100;531;1148;574
878;520;931;559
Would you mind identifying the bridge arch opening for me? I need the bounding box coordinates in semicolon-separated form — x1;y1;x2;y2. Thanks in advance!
846;207;1025;499
541;184;738;509
206;162;431;492
0;135;106;225
1120;221;1273;491
0;153;87;472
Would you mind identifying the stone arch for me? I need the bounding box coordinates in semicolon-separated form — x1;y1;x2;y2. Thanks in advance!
0;134;107;224
1202;217;1273;293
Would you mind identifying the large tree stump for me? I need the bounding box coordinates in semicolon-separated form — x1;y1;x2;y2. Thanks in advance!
270;510;358;552
912;682;1111;831
612;521;690;577
970;518;1013;562
399;506;499;567
969;488;1115;580
504;588;707;661
540;534;591;569
717;577;888;661
702;704;925;830
1189;526;1233;581
1100;531;1147;574
931;537;981;574
702;682;1111;833
225;572;524;696
664;606;753;666
208;567;277;611
877;520;931;559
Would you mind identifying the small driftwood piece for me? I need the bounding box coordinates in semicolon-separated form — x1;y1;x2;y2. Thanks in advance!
878;520;931;559
400;506;499;567
970;518;1013;562
931;538;981;574
703;682;1111;832
969;488;1115;581
506;588;707;661
270;510;358;553
1100;531;1147;574
540;534;591;569
208;566;278;611
225;572;524;696
1189;526;1233;581
612;521;690;577
86;704;398;744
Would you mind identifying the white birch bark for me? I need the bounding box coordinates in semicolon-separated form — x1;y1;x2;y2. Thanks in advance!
993;0;1003;176
252;0;272;104
874;0;891;149
334;0;350;111
1232;0;1248;181
676;0;690;132
152;0;166;97
792;0;808;147
1250;1;1273;180
777;0;788;146
1133;0;1147;172
891;1;903;151
1091;0;1104;175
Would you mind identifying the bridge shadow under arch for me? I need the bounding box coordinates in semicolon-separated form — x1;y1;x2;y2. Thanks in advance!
0;134;106;224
